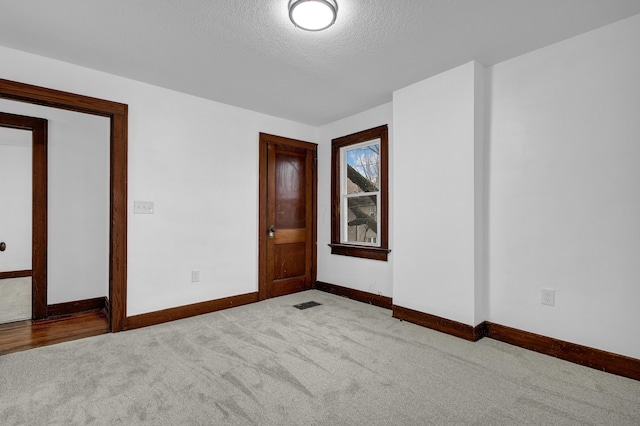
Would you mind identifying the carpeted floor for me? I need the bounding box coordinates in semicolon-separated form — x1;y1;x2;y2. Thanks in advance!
0;277;31;324
1;290;639;425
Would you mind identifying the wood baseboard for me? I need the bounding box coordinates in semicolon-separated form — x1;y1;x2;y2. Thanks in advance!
120;280;640;381
104;296;111;325
315;281;393;309
316;285;639;381
391;307;639;380
126;292;259;330
47;296;108;318
0;270;32;279
485;322;640;381
392;305;485;342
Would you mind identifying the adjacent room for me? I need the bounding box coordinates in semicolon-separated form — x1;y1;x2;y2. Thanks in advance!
1;1;639;424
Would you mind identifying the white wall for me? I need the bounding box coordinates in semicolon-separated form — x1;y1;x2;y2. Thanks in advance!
316;103;394;298
0;130;32;272
0;99;110;304
392;62;485;326
2;13;639;361
488;14;640;359
389;15;640;360
0;45;316;315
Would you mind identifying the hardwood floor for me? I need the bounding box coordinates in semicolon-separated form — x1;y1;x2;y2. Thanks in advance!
0;311;109;355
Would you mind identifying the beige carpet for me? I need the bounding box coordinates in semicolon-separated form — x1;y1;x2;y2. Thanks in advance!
0;277;31;324
1;290;639;425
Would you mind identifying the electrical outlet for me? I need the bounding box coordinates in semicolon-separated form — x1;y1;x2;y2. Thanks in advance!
541;288;555;306
191;270;200;283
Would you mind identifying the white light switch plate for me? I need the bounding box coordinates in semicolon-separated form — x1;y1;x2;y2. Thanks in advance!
134;200;154;214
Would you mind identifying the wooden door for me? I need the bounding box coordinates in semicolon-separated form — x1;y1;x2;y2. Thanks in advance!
259;133;316;300
0;112;48;320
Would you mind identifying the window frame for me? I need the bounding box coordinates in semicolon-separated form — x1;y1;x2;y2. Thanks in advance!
330;125;390;261
340;139;381;247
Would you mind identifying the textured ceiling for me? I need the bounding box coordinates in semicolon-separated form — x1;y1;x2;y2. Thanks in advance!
1;0;640;125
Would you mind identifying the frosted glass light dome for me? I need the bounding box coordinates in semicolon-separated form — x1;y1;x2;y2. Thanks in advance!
289;0;338;31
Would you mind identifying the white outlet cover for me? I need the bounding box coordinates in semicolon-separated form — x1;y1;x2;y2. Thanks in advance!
541;288;555;306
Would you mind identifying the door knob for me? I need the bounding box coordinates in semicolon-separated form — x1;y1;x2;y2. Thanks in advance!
0;242;6;252
269;226;276;238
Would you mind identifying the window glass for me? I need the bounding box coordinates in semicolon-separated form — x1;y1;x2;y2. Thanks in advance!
330;126;389;261
343;140;380;246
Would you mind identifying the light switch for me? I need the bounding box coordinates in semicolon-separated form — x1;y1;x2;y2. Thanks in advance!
134;200;154;214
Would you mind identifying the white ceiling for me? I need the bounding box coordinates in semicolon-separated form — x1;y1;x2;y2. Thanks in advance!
1;0;639;126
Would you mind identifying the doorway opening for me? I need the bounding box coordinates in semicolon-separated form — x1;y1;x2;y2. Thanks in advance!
0;113;47;323
0;78;128;332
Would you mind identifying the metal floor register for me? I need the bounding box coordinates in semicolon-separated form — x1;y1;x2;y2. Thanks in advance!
293;301;322;310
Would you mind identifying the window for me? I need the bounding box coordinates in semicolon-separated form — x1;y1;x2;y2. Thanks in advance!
330;125;389;261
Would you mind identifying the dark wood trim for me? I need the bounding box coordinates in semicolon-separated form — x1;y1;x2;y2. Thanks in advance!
0;78;126;116
316;281;392;309
0;111;48;320
32;115;48;320
388;307;640;380
328;244;391;261
0;270;32;279
258;137;268;301
312;146;318;287
260;134;317;151
392;305;485;341
109;107;128;332
258;132;317;301
104;296;111;325
126;292;259;330
0;78;128;332
485;322;640;381
47;296;108;318
331;125;389;261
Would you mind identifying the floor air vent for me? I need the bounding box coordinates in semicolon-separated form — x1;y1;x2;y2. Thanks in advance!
293;301;322;310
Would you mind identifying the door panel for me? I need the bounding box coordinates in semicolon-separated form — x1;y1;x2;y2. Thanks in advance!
259;133;316;300
274;151;306;229
274;243;306;280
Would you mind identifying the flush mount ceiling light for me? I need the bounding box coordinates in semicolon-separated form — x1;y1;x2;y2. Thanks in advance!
289;0;338;31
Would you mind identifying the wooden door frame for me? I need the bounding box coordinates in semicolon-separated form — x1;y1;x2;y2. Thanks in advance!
0;78;128;332
0;112;48;319
258;133;317;301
